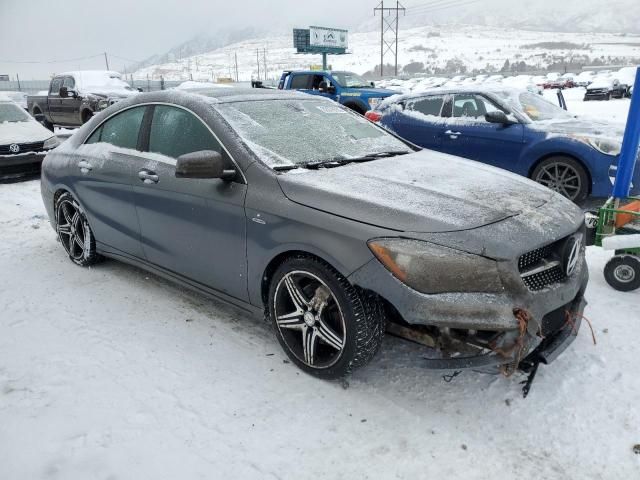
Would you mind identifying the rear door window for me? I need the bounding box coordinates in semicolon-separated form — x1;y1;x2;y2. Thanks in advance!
148;105;221;159
85;106;146;149
406;95;445;117
50;78;62;96
290;74;312;90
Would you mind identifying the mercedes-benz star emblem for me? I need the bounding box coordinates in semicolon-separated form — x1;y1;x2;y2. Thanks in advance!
564;235;583;277
9;143;20;153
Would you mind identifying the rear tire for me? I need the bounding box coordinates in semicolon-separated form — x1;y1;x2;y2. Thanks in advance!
531;156;589;203
604;255;640;292
267;255;385;379
55;192;101;267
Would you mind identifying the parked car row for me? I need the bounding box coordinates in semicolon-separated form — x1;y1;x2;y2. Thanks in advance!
39;88;589;386
376;66;638;99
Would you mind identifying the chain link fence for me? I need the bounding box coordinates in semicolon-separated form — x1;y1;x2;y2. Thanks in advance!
0;79;184;95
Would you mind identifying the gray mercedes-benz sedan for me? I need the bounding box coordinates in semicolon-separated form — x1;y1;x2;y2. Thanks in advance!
41;88;588;383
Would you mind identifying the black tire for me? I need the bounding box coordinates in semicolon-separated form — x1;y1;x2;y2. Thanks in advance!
81;110;93;124
267;255;385;379
54;192;101;267
33;109;54;131
606;92;611;101
344;103;366;115
531;156;590;203
604;255;640;292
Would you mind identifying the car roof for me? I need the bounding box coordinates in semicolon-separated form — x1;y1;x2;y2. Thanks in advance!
390;84;520;101
179;87;314;103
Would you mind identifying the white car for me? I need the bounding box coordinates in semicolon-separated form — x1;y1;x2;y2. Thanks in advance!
0;91;28;110
0;100;59;178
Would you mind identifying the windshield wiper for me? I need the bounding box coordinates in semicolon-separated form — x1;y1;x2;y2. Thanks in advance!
274;151;410;172
273;164;300;172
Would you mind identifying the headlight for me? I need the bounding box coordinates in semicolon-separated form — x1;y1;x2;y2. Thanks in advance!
97;99;109;110
367;238;504;294
43;136;60;150
577;136;621;156
368;97;382;107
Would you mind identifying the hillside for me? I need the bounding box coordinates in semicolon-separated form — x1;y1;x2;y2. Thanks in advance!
132;24;640;82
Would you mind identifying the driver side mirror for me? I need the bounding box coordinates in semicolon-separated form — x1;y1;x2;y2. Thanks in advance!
175;150;236;181
59;86;78;98
485;110;516;125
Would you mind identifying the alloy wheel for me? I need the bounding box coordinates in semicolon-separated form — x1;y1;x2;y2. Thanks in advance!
534;162;582;201
56;199;89;261
273;271;346;368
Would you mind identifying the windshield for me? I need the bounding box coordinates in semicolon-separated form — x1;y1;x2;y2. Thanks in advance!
0;102;30;122
216;99;410;167
331;71;371;88
512;92;573;122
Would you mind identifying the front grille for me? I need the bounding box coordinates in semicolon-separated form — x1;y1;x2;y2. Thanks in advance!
518;244;553;271
0;141;45;155
522;264;566;292
518;237;570;292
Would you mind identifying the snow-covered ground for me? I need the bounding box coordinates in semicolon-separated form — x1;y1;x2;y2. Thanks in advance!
1;93;639;480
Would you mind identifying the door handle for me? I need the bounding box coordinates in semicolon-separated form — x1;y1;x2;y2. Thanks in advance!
445;130;462;138
78;160;92;173
138;170;159;184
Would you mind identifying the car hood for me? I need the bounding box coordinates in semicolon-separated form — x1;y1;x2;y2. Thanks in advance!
529;118;624;138
277;151;555;233
345;87;397;97
0;120;53;145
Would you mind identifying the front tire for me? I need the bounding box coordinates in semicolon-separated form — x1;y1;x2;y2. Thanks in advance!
267;256;385;379
531;156;589;203
604;255;640;292
55;192;100;267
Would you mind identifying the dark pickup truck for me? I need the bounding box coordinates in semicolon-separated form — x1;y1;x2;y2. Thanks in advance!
27;70;138;130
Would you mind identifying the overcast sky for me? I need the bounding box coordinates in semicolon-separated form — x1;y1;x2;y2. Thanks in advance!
0;0;378;79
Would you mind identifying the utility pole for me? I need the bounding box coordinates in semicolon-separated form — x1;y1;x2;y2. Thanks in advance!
104;52;110;70
374;1;405;77
256;48;261;81
234;52;239;82
263;47;267;81
16;73;21;92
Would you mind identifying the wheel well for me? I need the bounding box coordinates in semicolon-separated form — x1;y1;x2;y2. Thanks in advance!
343;102;366;115
260;250;341;305
528;153;592;194
81;109;93;123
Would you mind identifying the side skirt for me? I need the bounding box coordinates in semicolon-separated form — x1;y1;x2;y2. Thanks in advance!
96;243;264;320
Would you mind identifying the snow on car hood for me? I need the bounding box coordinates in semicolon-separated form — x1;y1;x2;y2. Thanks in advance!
277;150;554;233
529;118;625;138
0;119;53;145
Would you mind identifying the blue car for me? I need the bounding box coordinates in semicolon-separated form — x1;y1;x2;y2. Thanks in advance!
278;70;397;115
367;87;637;202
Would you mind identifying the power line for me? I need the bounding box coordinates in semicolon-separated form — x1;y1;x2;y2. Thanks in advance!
0;53;104;64
405;0;481;16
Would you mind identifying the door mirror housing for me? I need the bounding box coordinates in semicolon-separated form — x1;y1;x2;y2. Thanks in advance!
485;110;516;125
318;81;329;92
59;86;78;98
175;150;236;180
327;85;337;94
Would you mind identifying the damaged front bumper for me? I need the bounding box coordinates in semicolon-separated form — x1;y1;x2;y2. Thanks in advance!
349;247;589;372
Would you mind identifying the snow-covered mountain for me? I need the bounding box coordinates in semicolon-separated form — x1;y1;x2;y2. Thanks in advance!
358;0;640;35
133;24;640;82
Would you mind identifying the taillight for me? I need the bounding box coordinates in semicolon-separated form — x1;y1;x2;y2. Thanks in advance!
365;110;382;122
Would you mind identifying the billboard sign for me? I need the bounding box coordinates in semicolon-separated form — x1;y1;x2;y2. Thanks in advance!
309;27;348;50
